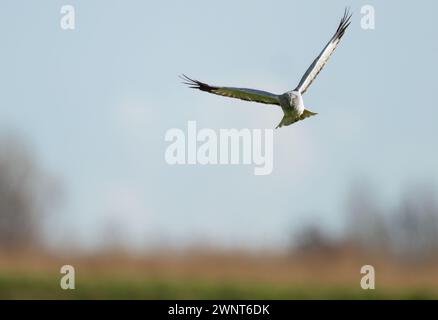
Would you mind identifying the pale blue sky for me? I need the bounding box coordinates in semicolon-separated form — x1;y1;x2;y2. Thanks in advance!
1;1;437;250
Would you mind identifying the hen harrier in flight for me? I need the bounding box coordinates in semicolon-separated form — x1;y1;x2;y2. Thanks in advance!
182;9;352;128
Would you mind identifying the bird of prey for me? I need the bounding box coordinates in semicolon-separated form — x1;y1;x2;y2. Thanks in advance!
182;9;352;129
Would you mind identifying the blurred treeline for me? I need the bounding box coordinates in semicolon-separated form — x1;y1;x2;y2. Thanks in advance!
295;181;438;261
1;134;438;260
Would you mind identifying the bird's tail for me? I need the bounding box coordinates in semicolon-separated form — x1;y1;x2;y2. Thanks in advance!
275;109;318;129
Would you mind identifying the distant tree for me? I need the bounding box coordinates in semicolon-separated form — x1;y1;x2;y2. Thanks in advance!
344;180;390;252
0;135;57;250
293;224;335;254
390;184;438;260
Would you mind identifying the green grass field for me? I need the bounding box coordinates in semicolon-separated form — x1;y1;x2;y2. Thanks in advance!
1;250;438;299
1;271;436;299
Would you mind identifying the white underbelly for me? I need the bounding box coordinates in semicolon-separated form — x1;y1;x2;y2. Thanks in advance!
291;100;304;117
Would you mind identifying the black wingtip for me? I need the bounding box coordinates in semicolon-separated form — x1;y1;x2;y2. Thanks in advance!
179;74;216;93
179;74;195;86
179;74;199;87
335;7;353;39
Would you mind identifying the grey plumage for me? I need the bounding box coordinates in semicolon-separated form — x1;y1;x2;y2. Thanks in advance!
182;9;352;128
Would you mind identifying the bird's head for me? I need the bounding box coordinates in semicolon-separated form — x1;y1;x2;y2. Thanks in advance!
291;90;300;97
289;90;302;103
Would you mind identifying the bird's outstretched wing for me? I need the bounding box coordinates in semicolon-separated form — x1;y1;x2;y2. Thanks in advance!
294;8;352;95
181;74;280;106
